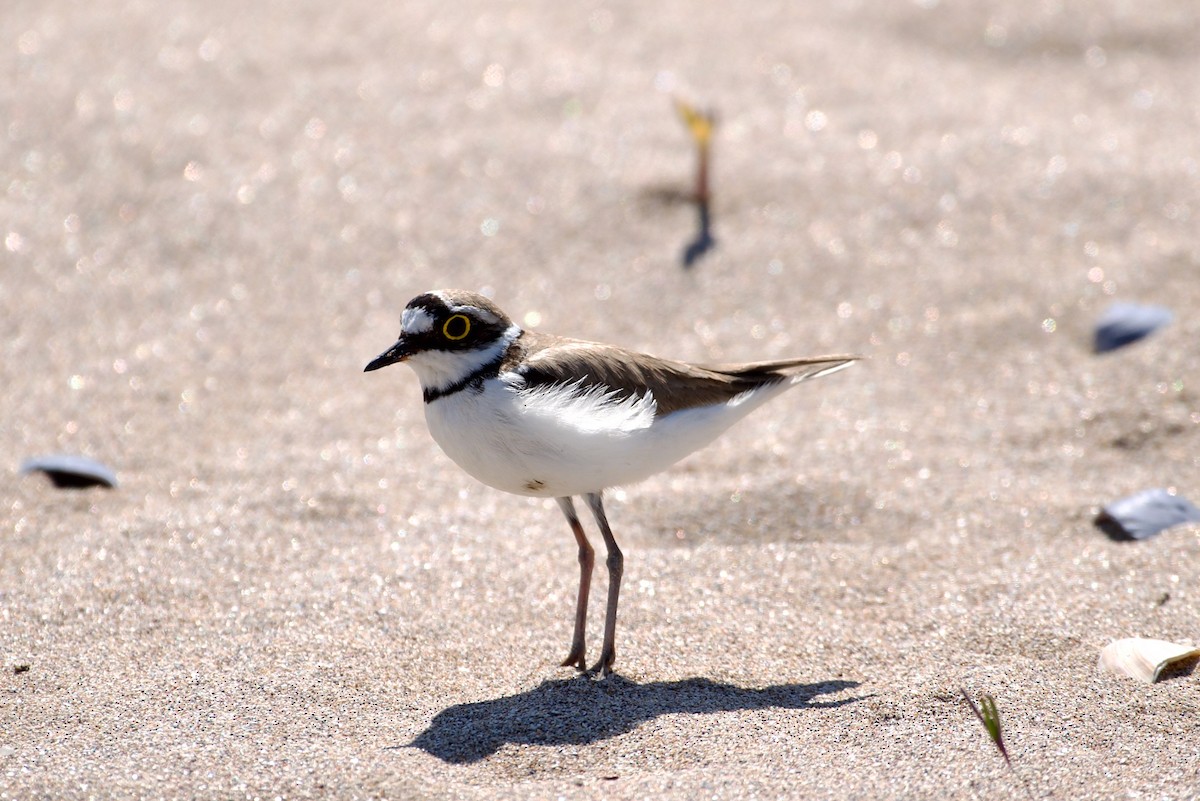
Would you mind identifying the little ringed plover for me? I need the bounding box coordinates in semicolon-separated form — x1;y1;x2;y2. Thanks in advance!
365;289;859;676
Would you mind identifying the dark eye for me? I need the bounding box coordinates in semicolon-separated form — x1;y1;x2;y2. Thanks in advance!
442;314;471;341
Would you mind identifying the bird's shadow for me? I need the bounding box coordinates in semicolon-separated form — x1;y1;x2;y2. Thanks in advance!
400;675;864;764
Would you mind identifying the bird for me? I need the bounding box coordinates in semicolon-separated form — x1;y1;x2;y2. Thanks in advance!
365;289;859;676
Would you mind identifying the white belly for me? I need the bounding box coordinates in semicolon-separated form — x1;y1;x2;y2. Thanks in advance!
422;373;789;498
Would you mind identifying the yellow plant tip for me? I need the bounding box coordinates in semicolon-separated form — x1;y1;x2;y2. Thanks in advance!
674;98;714;144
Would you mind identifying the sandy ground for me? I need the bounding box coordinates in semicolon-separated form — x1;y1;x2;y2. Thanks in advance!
4;0;1200;798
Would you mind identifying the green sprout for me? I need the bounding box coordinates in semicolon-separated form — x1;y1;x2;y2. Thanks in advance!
961;687;1035;799
961;688;1010;766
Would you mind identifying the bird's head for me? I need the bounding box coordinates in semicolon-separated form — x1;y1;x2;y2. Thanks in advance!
364;290;521;391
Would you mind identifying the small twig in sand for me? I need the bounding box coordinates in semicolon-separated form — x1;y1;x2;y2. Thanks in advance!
673;98;717;268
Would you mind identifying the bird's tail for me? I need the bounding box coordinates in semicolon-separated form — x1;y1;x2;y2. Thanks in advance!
703;354;862;384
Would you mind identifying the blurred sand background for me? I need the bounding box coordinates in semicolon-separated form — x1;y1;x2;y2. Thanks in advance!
3;0;1200;798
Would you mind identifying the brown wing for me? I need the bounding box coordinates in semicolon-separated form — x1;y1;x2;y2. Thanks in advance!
508;331;859;417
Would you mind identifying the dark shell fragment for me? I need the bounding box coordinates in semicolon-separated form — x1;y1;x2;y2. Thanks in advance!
1094;302;1173;353
19;454;118;489
1095;488;1200;541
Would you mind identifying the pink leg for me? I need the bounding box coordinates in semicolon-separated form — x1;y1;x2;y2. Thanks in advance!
585;492;622;676
556;497;594;671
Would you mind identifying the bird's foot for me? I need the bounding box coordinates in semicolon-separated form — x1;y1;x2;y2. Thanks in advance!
588;648;616;677
561;644;587;672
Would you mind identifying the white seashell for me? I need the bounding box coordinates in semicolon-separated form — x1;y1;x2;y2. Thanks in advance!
1098;638;1200;684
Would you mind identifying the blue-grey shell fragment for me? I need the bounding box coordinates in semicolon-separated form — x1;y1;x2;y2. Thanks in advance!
1094;302;1173;353
19;455;118;489
1095;488;1200;541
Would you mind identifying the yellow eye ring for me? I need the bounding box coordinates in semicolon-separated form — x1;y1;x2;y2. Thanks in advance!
442;314;471;340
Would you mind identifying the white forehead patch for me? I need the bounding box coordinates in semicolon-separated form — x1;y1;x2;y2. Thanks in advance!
452;305;500;325
427;290;502;326
401;307;435;334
